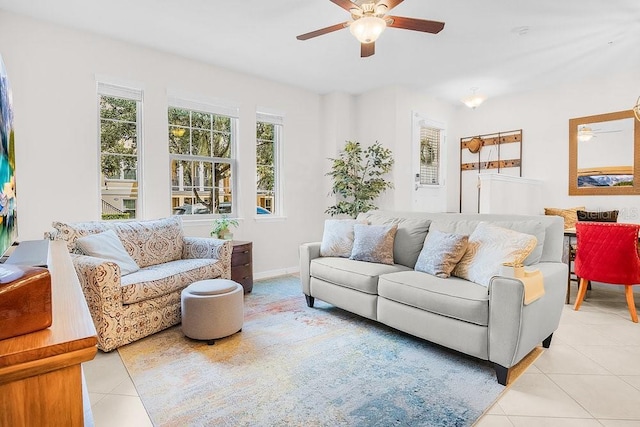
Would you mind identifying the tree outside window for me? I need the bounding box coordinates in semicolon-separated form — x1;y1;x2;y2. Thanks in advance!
256;121;277;214
169;107;235;216
99;91;140;220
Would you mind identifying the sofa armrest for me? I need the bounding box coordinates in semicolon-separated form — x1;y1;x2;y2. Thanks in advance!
299;242;321;295
182;237;232;279
488;261;567;368
71;254;122;328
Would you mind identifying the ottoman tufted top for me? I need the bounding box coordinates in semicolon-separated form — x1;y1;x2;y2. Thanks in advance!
187;279;239;296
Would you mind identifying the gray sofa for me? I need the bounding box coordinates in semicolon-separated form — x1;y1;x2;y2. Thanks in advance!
299;211;567;385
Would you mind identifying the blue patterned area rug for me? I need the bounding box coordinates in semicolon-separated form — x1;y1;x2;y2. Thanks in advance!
119;275;521;426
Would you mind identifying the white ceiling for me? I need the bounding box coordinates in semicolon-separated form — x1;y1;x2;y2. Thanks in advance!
1;0;639;105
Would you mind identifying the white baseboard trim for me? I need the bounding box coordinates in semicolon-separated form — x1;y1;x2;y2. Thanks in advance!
254;266;300;281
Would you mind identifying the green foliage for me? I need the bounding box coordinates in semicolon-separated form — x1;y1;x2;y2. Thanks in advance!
101;213;130;220
100;96;138;179
420;138;436;165
210;215;239;237
326;141;394;218
256;122;275;193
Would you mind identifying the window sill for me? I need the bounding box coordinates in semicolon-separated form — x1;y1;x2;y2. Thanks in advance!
254;215;287;222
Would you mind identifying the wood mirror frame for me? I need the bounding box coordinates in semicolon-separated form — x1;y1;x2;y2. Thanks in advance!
569;110;640;195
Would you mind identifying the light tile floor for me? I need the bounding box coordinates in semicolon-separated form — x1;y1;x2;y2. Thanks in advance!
83;285;640;427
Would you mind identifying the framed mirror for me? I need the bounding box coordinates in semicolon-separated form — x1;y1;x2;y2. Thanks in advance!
569;110;640;195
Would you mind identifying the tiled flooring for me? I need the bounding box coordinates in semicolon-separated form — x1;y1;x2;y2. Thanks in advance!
83;284;640;427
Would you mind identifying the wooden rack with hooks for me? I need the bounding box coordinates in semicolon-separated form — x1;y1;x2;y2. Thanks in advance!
459;129;523;212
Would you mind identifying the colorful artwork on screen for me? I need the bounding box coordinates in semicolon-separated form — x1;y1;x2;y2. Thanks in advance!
0;54;17;256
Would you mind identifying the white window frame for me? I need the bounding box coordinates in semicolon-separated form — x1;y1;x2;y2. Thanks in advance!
256;111;284;218
168;94;239;219
97;82;143;219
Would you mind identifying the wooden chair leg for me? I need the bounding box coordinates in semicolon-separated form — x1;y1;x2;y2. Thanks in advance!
625;285;638;323
574;278;589;311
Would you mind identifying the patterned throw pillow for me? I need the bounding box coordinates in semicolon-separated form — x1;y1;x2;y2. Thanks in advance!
452;222;537;286
414;229;469;278
350;224;398;265
320;219;362;257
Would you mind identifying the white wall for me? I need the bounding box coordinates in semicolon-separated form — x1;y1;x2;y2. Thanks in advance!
452;70;640;221
0;11;327;277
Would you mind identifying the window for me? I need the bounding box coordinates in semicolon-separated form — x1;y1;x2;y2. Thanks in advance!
419;125;441;185
256;113;283;215
168;98;238;217
98;83;142;219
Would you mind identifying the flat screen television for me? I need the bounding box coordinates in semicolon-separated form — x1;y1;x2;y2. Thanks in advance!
0;54;19;267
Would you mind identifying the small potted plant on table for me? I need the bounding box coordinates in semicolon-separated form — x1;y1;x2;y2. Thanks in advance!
211;215;239;240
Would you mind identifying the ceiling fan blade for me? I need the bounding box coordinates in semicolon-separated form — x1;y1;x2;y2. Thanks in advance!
296;22;349;40
376;0;404;12
387;16;445;33
361;42;375;57
330;0;357;12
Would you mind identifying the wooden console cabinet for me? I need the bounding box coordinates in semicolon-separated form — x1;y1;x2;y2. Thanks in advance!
231;241;253;293
0;240;97;426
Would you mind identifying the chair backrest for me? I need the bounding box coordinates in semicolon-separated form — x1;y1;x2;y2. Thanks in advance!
575;222;640;285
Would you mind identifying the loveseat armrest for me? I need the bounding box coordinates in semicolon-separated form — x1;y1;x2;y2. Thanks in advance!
71;254;122;330
488;261;567;371
299;242;321;295
182;237;232;279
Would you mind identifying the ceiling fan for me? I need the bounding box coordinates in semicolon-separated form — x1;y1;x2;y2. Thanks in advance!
296;0;445;58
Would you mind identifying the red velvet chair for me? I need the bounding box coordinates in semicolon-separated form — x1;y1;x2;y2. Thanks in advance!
573;222;640;323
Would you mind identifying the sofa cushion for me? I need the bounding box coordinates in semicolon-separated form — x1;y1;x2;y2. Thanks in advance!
311;257;411;294
52;216;184;268
320;219;361;258
350;223;398;265
357;213;431;268
430;219;545;266
76;229;140;275
120;258;223;304
452;223;537;286
378;271;490;326
414;229;468;278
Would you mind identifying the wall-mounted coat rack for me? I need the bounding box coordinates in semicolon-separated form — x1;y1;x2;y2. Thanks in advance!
459;129;523;212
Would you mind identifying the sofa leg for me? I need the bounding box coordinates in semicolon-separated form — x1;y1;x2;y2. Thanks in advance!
494;363;509;386
542;333;553;348
207;339;215;346
305;295;315;308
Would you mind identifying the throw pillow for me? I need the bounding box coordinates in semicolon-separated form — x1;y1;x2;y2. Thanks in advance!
544;206;585;230
414;229;469;278
76;229;140;275
576;209;619;222
357;212;431;268
350;224;398;265
452;222;537;286
320;219;363;257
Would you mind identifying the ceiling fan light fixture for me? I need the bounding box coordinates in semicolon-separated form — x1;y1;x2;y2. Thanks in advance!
349;16;387;44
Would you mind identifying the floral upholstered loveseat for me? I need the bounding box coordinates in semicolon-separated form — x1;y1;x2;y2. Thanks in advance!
48;216;232;351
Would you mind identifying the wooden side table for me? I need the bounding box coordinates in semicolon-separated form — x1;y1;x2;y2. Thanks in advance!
231;241;253;293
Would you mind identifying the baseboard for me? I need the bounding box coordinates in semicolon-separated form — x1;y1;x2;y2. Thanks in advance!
254;266;299;281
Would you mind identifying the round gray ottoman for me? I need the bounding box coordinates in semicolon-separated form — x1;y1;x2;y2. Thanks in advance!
181;279;244;344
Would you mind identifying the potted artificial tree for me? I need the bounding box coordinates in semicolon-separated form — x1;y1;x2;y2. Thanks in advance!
326;140;394;218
